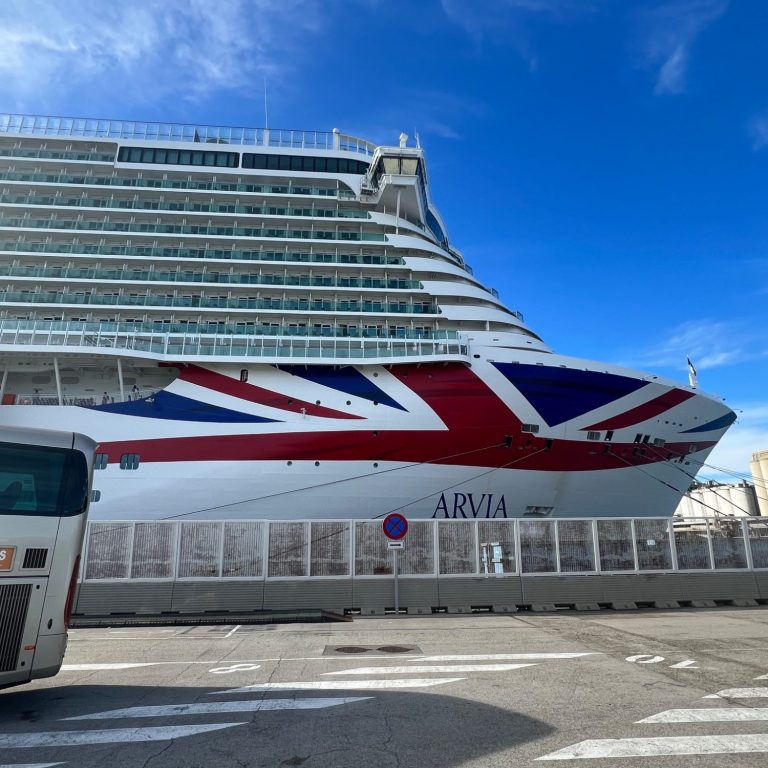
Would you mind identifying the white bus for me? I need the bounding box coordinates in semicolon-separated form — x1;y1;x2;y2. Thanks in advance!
0;426;96;689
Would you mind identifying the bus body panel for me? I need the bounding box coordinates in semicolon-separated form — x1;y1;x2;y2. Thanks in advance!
0;429;96;688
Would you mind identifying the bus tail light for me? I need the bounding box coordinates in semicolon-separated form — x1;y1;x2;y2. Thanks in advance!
64;555;80;629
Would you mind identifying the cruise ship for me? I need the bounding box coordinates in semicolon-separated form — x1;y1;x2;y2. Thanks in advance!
0;114;736;520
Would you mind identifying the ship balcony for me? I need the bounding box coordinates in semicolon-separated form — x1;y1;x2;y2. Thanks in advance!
0;194;372;219
0;113;377;158
0;290;439;315
0;215;390;243
0;265;424;291
0;320;469;365
0;169;353;199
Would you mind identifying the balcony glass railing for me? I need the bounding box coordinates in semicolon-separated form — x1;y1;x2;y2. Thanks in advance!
0;240;404;266
0;320;466;362
0;113;377;156
0;146;115;163
0;216;388;242
0;265;422;291
0;194;370;219
0;318;454;341
0;290;438;314
0;170;349;197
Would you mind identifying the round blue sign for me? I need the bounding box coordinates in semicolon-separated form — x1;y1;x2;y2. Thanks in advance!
382;513;408;541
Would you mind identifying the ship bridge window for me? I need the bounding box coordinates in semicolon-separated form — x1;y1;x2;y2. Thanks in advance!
242;153;369;175
586;431;601;441
118;146;238;168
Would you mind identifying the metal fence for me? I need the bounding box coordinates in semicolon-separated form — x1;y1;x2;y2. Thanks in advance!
81;517;768;583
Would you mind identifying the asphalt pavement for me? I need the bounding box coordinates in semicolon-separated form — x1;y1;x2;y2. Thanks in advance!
1;607;767;767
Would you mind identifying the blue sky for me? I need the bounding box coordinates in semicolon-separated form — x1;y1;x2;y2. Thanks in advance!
1;0;766;478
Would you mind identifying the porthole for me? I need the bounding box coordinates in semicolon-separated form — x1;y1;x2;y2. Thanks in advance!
373;372;379;377
346;400;351;405
314;461;320;467
287;461;293;466
373;462;379;468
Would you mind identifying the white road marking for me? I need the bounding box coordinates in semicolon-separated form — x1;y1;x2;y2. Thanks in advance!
755;673;768;680
705;688;768;699
0;724;243;749
224;625;241;638
324;663;536;675
0;764;65;767
211;678;465;694
209;663;261;674
537;734;768;760
60;664;159;671
66;697;370;720
416;653;597;662
625;655;665;664
638;707;768;723
669;660;699;669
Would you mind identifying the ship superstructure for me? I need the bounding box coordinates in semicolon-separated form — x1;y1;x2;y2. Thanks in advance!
0;114;735;520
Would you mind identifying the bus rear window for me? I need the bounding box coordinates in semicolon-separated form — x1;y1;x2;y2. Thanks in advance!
0;442;89;517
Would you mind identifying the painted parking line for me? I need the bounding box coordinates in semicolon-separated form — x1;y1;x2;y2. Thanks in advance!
66;697;370;720
0;724;243;749
0;764;64;767
537;734;768;760
60;663;159;671
415;653;598;662
638;707;768;723
324;664;536;675
705;687;768;699
211;678;465;694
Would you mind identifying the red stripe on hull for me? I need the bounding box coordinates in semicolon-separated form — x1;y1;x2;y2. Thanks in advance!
177;364;363;420
99;364;713;471
584;389;695;431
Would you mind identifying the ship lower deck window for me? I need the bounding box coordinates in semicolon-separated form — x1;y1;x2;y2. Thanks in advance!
94;453;108;470
119;453;140;470
586;431;601;441
242;153;369;175
522;424;539;434
118;146;238;168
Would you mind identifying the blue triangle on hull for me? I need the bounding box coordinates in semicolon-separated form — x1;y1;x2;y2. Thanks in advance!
89;391;278;423
278;365;407;411
492;362;648;427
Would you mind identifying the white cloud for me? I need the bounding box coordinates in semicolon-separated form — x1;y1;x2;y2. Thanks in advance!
0;0;322;107
700;401;768;478
625;318;764;374
748;114;768;151
636;0;728;95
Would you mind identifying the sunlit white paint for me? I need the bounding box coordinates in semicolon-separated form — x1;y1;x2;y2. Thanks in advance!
638;707;768;723
0;764;64;767
224;625;241;638
66;697;371;720
324;663;536;675
705;688;768;699
211;678;465;694
669;660;699;669
415;653;597;661
209;663;261;674
537;734;768;760
60;663;159;671
0;723;243;749
625;655;665;664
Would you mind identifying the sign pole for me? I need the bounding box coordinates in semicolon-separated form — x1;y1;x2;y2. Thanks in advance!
393;548;399;615
381;513;408;616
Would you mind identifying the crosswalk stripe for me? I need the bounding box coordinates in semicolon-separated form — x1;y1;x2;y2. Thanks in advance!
210;678;465;694
638;707;768;723
65;697;371;720
324;664;536;675
0;723;243;749
705;687;768;699
537;734;768;760
416;653;597;662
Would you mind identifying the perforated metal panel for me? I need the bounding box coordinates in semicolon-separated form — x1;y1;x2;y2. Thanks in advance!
438;521;476;574
635;519;672;571
85;522;133;580
223;522;264;578
520;521;556;573
131;522;176;579
478;520;516;574
310;522;350;577
557;520;595;572
597;519;634;571
268;522;308;577
178;522;221;578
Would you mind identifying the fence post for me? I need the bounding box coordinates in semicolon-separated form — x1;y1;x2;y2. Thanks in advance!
743;518;755;571
668;518;679;572
705;519;716;570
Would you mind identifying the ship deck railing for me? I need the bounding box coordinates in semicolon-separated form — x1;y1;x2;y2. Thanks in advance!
0;322;469;364
0;113;377;157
